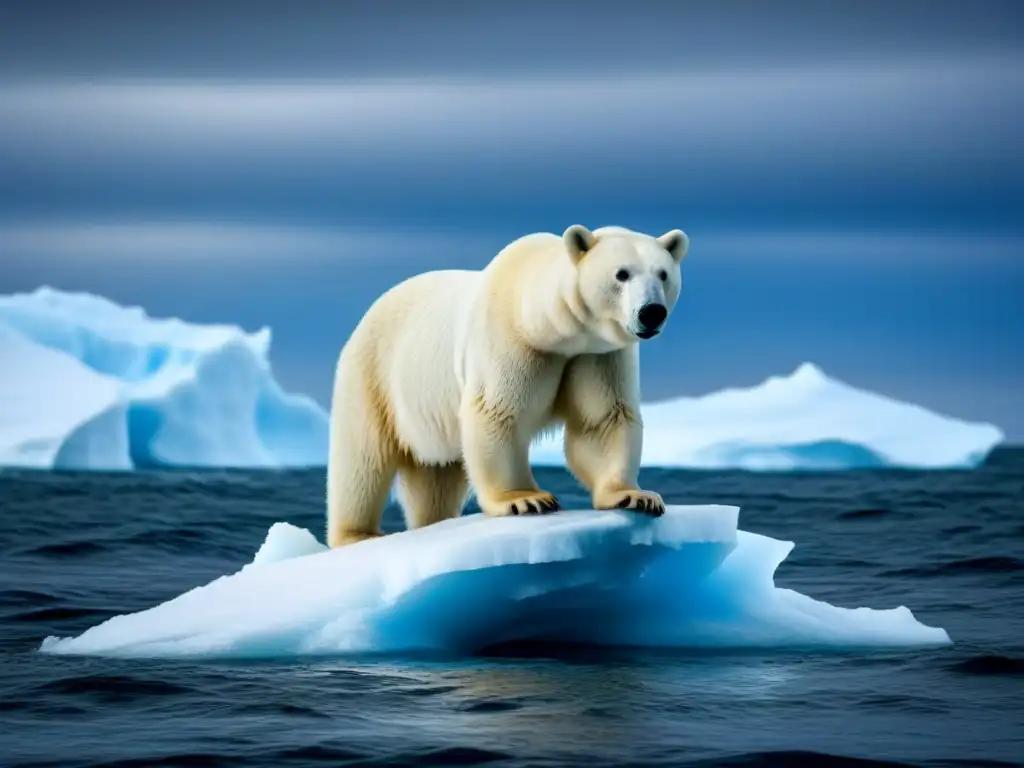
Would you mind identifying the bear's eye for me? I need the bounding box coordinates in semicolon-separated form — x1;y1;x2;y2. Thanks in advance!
615;269;630;282
657;269;668;281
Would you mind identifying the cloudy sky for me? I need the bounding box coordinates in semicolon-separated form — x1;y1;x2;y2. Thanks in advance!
1;1;1021;438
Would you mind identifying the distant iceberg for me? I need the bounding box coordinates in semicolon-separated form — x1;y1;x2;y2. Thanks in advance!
0;287;327;469
0;287;1003;471
536;362;1004;470
39;505;951;659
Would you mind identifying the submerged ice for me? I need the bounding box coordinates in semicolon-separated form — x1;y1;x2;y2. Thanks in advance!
39;506;951;659
0;287;1002;470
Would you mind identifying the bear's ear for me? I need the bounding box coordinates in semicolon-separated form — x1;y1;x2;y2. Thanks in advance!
563;225;598;265
657;229;689;264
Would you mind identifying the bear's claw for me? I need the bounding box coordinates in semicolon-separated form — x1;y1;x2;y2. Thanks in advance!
512;495;560;515
485;492;561;517
611;491;665;517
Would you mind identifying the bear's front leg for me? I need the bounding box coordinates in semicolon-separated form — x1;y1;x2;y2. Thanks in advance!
564;406;665;517
558;351;665;517
459;393;561;517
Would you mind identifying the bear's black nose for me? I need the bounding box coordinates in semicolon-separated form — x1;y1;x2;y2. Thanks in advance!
637;303;668;331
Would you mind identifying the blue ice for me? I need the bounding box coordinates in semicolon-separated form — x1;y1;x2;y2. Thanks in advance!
39;506;951;659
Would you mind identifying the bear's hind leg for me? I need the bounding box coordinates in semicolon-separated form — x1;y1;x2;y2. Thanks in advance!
395;460;469;530
326;440;398;547
325;377;401;548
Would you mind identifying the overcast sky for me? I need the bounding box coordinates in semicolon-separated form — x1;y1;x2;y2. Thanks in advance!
1;1;1021;439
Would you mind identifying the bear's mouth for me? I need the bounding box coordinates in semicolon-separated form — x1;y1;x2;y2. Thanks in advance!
635;329;660;340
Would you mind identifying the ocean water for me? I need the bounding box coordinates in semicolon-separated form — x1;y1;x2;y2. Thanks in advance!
1;451;1022;768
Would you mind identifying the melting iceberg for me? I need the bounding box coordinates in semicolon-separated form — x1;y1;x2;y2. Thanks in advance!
39;505;950;659
0;287;327;469
0;287;1002;471
534;363;1003;470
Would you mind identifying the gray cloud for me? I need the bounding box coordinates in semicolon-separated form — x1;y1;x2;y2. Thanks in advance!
0;222;495;263
3;59;1019;167
1;222;1021;268
1;57;1020;227
1;1;1021;80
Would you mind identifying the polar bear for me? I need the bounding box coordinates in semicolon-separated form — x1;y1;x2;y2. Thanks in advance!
326;224;689;547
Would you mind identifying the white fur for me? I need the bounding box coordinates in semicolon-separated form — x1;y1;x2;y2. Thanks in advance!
326;225;688;547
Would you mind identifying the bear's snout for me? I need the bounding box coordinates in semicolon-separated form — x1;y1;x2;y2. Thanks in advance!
637;303;668;336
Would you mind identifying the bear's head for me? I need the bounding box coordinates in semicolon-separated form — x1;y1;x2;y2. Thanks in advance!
563;224;688;344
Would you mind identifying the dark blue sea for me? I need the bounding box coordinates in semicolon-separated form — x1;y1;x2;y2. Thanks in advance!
2;451;1022;768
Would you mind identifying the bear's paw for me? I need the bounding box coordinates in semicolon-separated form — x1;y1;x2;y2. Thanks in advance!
481;490;562;517
596;489;666;517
